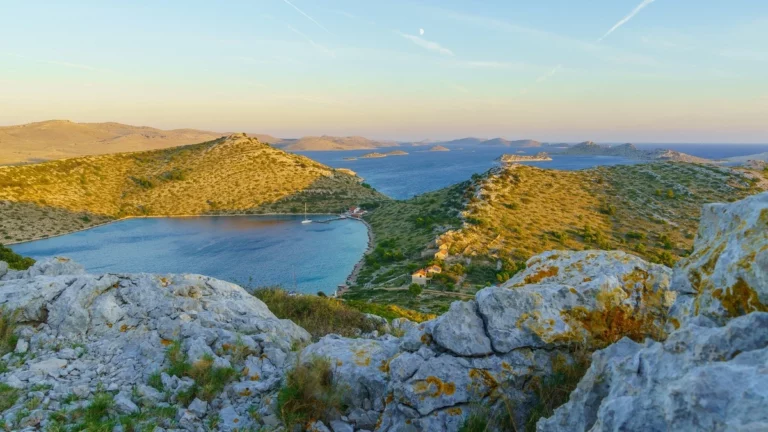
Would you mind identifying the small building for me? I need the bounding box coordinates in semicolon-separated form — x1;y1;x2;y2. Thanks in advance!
426;265;442;274
411;269;430;286
434;249;448;260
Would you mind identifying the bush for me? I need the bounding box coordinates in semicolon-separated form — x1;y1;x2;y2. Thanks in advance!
278;357;344;428
408;283;423;296
0;307;19;356
0;244;35;270
524;353;591;431
252;288;379;340
162;341;237;403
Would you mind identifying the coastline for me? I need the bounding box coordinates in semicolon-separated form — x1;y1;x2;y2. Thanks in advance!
344;217;374;288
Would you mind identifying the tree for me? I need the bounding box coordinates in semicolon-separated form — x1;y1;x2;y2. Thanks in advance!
408;283;423;297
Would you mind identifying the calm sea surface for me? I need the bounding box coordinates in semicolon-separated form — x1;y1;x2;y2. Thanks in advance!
298;147;640;199
12;216;368;295
12;142;766;291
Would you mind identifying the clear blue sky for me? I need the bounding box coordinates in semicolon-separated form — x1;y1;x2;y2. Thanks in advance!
1;0;767;143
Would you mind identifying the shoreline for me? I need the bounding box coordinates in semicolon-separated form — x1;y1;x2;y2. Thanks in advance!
6;211;341;246
344;217;374;288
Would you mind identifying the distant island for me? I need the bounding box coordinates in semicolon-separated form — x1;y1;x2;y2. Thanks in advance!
361;150;409;159
561;142;713;163
497;152;552;163
343;157;358;161
277;135;398;151
429;145;450;152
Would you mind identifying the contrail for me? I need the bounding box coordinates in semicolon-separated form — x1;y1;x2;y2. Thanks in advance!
279;0;331;34
598;0;656;42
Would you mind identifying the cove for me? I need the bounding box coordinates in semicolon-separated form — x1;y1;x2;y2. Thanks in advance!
11;215;368;295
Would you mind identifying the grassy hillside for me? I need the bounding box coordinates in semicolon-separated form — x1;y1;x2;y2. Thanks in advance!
0;134;387;242
347;162;765;313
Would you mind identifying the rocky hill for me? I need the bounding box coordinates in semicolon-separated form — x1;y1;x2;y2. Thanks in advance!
278;136;398;151
0;134;386;243
348;162;765;313
0;120;229;166
1;192;765;431
562;141;712;163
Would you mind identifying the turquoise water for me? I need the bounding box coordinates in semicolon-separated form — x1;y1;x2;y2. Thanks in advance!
12;216;368;295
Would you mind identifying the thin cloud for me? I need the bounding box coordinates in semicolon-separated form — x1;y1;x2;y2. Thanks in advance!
287;25;335;57
279;0;331;34
598;0;657;42
463;60;524;70
396;31;454;56
536;64;562;83
3;53;99;71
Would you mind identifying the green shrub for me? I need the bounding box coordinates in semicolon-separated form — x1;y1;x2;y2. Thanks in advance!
0;244;35;270
278;357;344;428
162;341;236;402
253;288;378;340
0;383;19;412
408;283;423;296
0;308;19;356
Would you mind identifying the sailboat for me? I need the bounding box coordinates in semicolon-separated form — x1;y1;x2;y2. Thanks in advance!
301;203;312;224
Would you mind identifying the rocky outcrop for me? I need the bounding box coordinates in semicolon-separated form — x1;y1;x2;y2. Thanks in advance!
0;259;309;431
538;312;768;431
668;191;767;327
298;250;675;431
539;192;768;431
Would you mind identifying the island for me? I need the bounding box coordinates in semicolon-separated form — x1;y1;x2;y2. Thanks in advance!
342;157;358;161
360;150;409;159
429;145;450;152
360;152;387;159
497;152;552;163
561;142;713;163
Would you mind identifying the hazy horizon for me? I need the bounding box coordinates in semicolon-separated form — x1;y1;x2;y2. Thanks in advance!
1;0;767;143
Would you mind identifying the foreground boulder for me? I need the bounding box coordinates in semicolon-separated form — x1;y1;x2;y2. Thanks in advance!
539;192;768;431
538;312;768;431
669;191;767;327
0;259;309;431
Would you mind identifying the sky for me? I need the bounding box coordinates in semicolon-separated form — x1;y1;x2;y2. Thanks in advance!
1;0;767;143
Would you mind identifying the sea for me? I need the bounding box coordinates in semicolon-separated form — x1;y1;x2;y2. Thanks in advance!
11;142;768;293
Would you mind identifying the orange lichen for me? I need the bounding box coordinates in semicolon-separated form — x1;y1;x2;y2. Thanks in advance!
119;324;128;332
160;339;173;346
524;266;560;284
712;278;767;317
379;359;390;373
336;360;343;367
239;389;252;397
413;376;456;398
447;407;463;416
250;374;260;381
353;348;371;367
468;369;498;392
420;333;432;345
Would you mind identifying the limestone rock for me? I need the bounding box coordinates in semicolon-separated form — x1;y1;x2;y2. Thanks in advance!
301;335;400;412
670;191;768;327
478;250;673;353
431;300;493;356
538;312;768;431
0;261;309;431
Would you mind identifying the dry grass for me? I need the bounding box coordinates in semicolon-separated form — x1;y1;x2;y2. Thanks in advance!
0;134;386;242
440;163;763;268
278;356;345;428
252;288;381;340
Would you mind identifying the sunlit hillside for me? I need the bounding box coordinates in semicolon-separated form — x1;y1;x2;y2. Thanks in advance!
0;134;387;242
349;162;766;313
